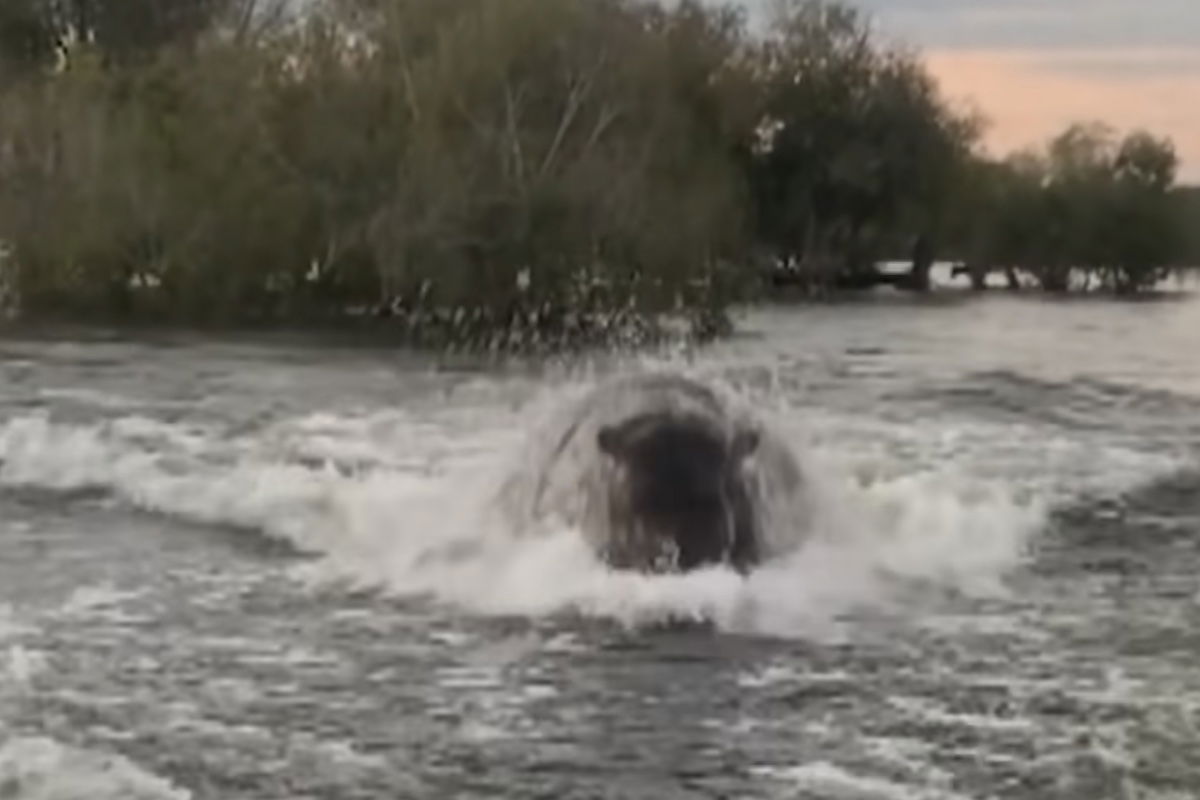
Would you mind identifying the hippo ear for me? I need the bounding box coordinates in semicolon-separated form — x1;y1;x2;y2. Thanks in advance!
597;425;625;458
597;414;657;459
730;428;760;462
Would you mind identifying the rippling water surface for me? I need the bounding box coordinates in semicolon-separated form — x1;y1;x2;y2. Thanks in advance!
2;286;1199;799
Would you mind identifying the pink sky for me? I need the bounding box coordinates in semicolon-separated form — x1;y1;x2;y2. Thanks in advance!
925;47;1200;183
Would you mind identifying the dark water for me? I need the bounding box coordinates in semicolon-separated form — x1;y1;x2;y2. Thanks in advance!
2;285;1199;799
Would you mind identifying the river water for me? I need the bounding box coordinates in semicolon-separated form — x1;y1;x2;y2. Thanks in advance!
2;282;1199;799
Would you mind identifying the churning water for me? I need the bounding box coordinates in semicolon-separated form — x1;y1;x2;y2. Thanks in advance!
2;284;1200;798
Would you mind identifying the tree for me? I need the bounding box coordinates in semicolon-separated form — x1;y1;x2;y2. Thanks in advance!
1114;130;1177;191
0;0;761;343
1104;131;1182;292
1173;185;1200;268
348;0;752;334
0;0;59;77
748;0;979;290
954;123;1188;294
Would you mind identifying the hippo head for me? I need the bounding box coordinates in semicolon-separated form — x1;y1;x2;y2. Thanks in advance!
597;412;760;573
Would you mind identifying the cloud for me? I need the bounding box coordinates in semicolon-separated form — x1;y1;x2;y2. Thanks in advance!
925;48;1200;181
1026;49;1200;81
850;0;1200;50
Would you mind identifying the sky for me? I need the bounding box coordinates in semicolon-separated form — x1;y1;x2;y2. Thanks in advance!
744;0;1200;182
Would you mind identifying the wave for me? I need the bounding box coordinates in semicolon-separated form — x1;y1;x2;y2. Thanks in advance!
0;365;1187;638
0;737;189;800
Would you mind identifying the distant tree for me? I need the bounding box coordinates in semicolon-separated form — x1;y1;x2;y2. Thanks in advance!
1104;131;1182;292
748;0;979;289
957;122;1188;294
1114;130;1177;190
1172;185;1200;267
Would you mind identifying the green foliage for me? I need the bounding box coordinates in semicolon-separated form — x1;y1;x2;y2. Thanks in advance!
0;0;256;72
0;0;58;79
1;0;1187;350
0;0;762;346
353;0;750;319
0;43;306;321
748;0;981;287
1173;186;1200;267
946;123;1188;293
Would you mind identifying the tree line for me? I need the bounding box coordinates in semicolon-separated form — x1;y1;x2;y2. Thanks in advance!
0;0;1195;349
948;122;1193;293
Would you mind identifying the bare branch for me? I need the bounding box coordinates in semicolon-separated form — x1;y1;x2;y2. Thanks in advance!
539;52;607;179
503;78;528;192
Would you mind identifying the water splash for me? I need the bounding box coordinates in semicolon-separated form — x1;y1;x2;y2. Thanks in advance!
0;737;190;800
0;362;1182;638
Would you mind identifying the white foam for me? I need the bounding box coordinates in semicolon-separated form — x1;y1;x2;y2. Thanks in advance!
3;645;47;686
860;736;952;786
0;605;35;642
889;696;1036;734
38;387;174;411
0;365;1185;638
0;737;190;800
751;761;967;800
285;732;389;773
60;584;145;617
737;664;854;690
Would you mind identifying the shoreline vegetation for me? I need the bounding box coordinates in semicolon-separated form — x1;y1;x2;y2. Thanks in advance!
1;0;1197;354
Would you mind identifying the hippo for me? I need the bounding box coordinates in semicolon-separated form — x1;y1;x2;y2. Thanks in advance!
591;406;762;571
499;371;807;574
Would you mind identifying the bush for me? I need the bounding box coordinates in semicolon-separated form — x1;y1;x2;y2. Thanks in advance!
0;0;759;346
